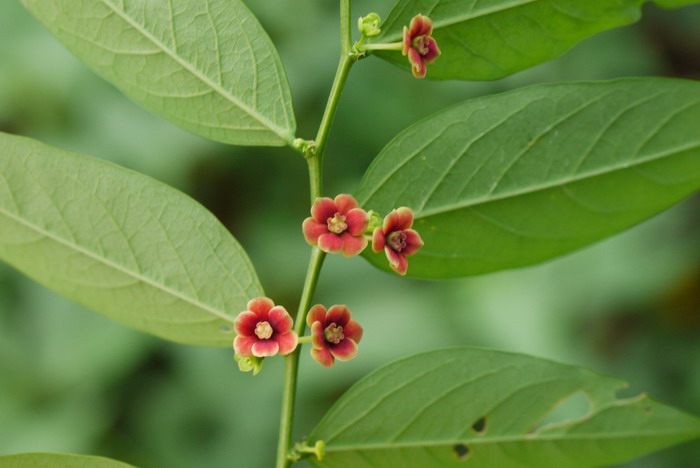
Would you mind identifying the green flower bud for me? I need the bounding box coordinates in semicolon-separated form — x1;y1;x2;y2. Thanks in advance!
234;353;264;375
358;13;381;37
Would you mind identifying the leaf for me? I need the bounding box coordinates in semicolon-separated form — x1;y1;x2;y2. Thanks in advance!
356;78;700;278
0;453;134;468
372;0;693;80
0;132;263;347
652;0;700;6
23;0;296;147
309;348;700;468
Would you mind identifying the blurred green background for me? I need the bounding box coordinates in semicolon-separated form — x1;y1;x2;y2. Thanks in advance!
1;1;699;467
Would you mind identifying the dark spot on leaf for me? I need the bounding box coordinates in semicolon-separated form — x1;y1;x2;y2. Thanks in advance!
471;416;487;434
453;443;470;461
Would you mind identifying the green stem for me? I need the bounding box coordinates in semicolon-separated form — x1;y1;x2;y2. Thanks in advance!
297;335;313;344
363;41;403;51
274;1;354;467
275;248;326;468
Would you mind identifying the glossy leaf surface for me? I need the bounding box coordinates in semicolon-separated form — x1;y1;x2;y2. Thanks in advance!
356;79;700;278
310;348;700;467
373;0;697;80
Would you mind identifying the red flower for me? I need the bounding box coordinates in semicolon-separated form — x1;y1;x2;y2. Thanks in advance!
303;194;369;257
234;297;298;358
372;207;423;275
306;304;363;368
403;14;441;79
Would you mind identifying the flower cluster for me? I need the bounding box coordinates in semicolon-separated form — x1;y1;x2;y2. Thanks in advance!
232;298;364;371
302;194;424;276
356;13;440;79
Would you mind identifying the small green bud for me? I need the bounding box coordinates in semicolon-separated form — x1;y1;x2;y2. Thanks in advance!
292;138;316;157
291;440;326;462
235;354;264;375
358;13;381;37
365;210;383;234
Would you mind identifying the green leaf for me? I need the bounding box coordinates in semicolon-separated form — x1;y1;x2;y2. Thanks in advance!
0;453;134;468
0;132;263;347
309;348;700;468
23;0;296;147
373;0;693;80
356;78;700;278
652;0;700;6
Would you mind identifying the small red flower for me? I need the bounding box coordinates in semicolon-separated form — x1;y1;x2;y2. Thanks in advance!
403;14;441;79
372;207;423;276
234;297;298;358
303;194;369;257
306;304;363;368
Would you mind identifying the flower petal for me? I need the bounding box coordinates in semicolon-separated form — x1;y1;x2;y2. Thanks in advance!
275;331;298;356
408;48;427;78
395;207;415;230
402;229;424;256
333;194;359;214
251;339;280;357
402;26;411;56
383;209;401;233
345;208;369;235
372;227;386;253
318;232;344;254
311;320;327;349
326;305;351;328
343;320;364;343
422;36;441;63
311;197;338;223
234;335;258;357
311;347;335;367
340;233;367;257
234;310;259;336
268;305;293;333
303;218;328;245
247;297;274;319
306;304;327;327
330;338;358;361
386;247;408;275
409;14;430;38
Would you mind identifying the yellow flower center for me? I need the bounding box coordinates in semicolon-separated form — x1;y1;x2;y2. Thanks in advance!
327;213;348;234
255;321;273;340
324;323;345;344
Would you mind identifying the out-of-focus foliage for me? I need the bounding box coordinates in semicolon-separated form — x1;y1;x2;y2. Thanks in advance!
0;0;699;467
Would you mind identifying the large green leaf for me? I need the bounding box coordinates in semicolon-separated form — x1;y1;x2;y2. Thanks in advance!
309;348;700;468
23;0;296;147
653;0;700;6
356;79;700;278
0;453;134;468
0;132;263;346
372;0;698;80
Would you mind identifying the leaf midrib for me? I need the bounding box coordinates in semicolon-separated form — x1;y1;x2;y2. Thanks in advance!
411;141;700;219
380;0;540;42
323;429;700;453
0;205;235;324
100;0;289;142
